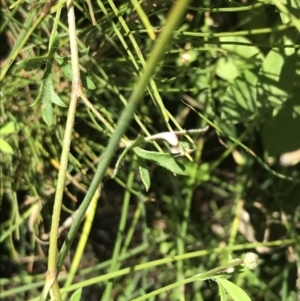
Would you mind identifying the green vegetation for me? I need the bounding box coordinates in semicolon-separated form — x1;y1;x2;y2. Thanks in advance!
1;0;300;300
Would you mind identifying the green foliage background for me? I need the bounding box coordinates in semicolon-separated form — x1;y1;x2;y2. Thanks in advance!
0;0;300;300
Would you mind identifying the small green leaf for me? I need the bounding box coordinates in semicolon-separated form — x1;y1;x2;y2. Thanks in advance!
81;74;96;90
216;277;251;301
0;122;18;135
69;288;82;301
256;48;296;112
51;91;67;107
31;85;44;107
31;63;52;106
133;147;188;176
41;75;54;105
61;63;73;79
42;103;53;126
138;157;151;191
31;70;66;108
79;47;90;57
0;138;14;154
54;53;65;65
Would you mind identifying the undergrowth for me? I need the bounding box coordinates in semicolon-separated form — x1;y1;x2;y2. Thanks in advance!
0;0;300;300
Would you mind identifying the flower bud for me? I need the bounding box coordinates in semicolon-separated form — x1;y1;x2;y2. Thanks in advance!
242;252;259;270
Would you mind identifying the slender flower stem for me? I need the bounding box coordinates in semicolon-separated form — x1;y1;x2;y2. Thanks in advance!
42;0;82;300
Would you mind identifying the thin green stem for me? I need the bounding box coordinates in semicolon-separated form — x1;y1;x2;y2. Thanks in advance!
43;0;82;300
131;0;156;40
101;161;135;301
178;23;292;37
47;0;80;274
48;0;63;51
62;188;100;298
131;23;293;38
187;2;271;12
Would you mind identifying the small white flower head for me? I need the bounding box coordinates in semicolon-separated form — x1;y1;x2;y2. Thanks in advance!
180;52;191;64
242;252;259;270
280;148;300;166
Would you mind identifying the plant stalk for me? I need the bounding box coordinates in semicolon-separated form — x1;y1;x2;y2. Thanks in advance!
43;0;82;300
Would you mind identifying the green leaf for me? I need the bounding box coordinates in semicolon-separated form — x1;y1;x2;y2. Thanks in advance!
69;288;82;301
217;278;228;301
41;75;54;105
221;69;258;122
0;138;14;154
133;147;188;176
31;70;66;108
219;36;263;61
81;74;96;90
137;157;151;191
51;90;67;107
61;63;73;79
42;103;53;126
31;63;52;106
216;57;240;82
216;277;251;301
79;47;90;57
256;47;296;113
0;122;18;135
54;53;65;65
